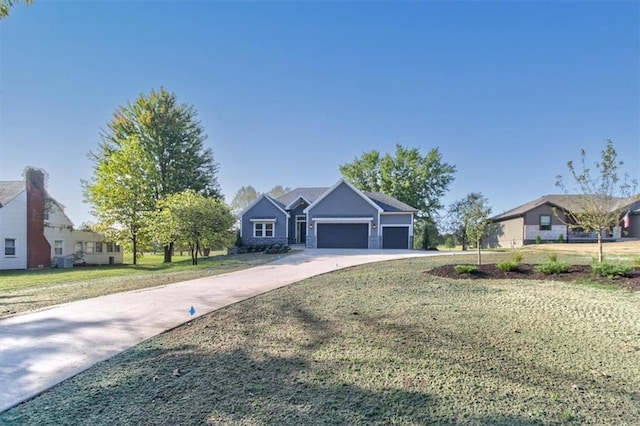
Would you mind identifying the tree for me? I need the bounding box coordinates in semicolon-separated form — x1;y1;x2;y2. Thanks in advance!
445;199;469;251
340;144;456;220
230;185;260;215
555;139;638;263
84;136;156;264
87;87;220;263
151;191;235;265
0;0;32;19
267;185;291;198
460;193;492;265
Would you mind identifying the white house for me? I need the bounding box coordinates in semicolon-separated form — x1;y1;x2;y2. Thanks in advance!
0;169;123;270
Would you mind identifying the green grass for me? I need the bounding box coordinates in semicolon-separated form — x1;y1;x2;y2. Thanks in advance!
0;251;293;317
2;254;639;425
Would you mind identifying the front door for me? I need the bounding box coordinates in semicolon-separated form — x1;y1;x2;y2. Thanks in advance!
296;216;307;244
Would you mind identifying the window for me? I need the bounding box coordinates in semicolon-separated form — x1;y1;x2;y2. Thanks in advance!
4;239;16;256
44;211;50;221
54;240;63;256
95;242;103;253
254;222;274;238
540;215;551;231
86;242;95;254
107;242;113;252
75;242;84;254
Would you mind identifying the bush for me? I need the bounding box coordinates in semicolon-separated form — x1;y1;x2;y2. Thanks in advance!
547;252;558;263
592;262;632;279
497;261;520;272
454;264;478;274
634;257;640;267
535;261;570;274
535;235;542;244
558;234;565;243
511;251;523;264
444;236;456;249
235;230;242;248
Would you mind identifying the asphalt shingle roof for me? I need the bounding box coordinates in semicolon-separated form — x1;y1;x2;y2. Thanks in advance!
275;186;417;213
0;181;25;208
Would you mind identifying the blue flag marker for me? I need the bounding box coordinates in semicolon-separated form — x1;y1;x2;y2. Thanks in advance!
189;306;196;316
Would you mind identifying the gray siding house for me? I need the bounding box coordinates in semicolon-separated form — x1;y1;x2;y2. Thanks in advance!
240;179;417;249
485;194;640;248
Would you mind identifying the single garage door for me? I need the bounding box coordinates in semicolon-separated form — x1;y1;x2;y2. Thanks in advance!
383;227;409;249
317;223;368;249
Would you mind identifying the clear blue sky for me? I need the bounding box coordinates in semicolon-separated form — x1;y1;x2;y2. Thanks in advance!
1;1;638;226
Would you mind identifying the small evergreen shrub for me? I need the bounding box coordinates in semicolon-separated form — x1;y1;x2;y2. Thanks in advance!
558;234;565;243
535;235;542;244
592;262;632;279
454;265;478;274
497;261;520;272
535;261;570;274
235;230;243;248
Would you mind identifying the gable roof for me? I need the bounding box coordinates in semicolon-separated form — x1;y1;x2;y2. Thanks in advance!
303;179;384;214
239;193;289;219
275;182;417;214
365;192;418;213
277;187;328;209
491;194;638;221
0;181;26;208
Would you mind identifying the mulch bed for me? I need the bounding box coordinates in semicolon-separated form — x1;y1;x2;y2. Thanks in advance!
428;263;640;292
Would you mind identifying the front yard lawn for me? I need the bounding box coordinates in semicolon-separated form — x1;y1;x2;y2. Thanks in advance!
0;251;292;317
2;254;639;425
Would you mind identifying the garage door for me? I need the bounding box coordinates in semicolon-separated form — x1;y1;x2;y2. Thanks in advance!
383;227;409;249
317;223;368;249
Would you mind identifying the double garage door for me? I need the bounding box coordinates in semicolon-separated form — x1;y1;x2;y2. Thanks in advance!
316;223;410;249
317;223;368;249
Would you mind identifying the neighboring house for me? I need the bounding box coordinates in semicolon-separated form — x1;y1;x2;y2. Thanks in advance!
0;169;123;270
485;194;640;248
240;179;417;249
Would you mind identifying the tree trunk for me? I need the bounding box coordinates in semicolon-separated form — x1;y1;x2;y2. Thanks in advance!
194;240;199;265
476;238;482;265
132;235;138;265
163;242;173;263
597;231;603;263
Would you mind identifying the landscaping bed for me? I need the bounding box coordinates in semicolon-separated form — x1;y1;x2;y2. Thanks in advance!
429;263;640;291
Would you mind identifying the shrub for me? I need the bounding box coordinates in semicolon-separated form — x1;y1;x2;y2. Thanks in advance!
592;262;632;279
497;261;520;272
547;252;558;263
535;235;542;244
235;230;242;248
444;236;456;248
535;261;570;274
454;265;478;274
511;251;523;264
558;234;565;243
634;257;640;267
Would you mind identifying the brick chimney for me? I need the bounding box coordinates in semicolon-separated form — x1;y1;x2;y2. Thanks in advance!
25;168;51;268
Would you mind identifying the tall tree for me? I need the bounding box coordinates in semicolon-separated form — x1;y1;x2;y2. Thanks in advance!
230;185;260;216
84;136;156;264
0;0;32;18
340;144;456;220
87;87;220;263
555;139;638;263
267;185;291;199
150;191;235;265
460;193;492;265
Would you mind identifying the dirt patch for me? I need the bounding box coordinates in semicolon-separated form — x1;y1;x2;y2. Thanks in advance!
428;263;640;291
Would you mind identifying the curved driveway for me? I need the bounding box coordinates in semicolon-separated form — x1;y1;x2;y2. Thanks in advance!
0;249;462;412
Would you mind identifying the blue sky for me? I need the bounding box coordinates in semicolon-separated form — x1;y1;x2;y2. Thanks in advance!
1;1;638;226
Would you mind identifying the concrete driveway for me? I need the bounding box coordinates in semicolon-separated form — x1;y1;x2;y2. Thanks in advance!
0;249;461;412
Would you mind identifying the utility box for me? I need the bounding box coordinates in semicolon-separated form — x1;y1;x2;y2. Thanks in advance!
56;256;74;269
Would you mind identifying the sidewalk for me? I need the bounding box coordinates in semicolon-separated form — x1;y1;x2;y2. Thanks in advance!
0;249;455;412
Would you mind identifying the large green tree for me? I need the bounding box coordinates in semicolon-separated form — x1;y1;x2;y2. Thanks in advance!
150;191;235;265
87;87;220;262
555;139;638;263
340;144;456;220
84;136;156;264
